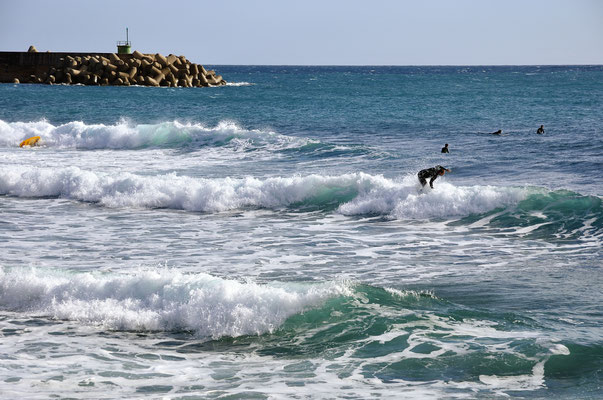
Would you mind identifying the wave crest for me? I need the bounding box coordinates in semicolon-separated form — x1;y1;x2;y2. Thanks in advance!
0;267;351;338
0;167;529;216
0;119;310;151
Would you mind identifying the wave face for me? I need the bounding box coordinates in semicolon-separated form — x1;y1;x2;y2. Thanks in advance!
0;267;350;338
0;119;311;151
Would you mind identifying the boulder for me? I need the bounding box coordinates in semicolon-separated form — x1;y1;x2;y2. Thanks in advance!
109;53;120;63
166;54;178;65
155;53;168;67
144;76;160;87
27;45;38;52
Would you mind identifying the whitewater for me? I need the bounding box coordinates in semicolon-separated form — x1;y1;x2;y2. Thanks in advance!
0;65;601;399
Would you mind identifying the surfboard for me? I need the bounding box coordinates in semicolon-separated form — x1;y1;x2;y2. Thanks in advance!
19;136;41;147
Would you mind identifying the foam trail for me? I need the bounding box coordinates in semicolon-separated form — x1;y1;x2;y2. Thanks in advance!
0;119;309;150
0;166;530;218
0;267;351;338
225;81;254;87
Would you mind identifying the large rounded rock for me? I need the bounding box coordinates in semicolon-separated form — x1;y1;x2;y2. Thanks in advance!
155;53;168;67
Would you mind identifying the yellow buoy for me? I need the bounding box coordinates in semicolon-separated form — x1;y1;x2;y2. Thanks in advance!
19;136;41;147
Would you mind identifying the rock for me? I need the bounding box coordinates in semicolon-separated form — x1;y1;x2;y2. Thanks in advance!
28;45;38;52
132;50;144;59
168;64;179;75
109;53;120;63
155;53;168;67
144;76;160;87
166;54;178;65
13;78;19;84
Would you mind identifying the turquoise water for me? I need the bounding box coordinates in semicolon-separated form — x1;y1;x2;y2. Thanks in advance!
0;66;601;399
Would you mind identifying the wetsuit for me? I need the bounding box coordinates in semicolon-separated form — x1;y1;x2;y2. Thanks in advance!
418;167;441;188
536;127;544;134
441;146;449;153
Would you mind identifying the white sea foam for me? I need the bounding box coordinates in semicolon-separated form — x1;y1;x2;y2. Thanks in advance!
225;81;254;87
0;119;307;150
0;166;529;218
338;176;528;219
0;267;351;338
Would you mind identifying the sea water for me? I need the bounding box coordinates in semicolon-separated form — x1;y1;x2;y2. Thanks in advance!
0;66;601;399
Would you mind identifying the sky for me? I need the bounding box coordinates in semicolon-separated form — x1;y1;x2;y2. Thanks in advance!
1;0;602;65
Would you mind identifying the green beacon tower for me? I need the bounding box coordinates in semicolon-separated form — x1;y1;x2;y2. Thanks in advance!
117;28;131;54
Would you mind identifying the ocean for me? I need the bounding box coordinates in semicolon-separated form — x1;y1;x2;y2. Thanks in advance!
0;65;601;399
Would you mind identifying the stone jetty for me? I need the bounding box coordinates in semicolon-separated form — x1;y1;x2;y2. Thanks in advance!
0;46;226;87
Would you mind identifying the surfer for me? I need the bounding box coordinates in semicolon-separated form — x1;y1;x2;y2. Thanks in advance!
536;125;544;134
441;143;449;153
418;165;451;189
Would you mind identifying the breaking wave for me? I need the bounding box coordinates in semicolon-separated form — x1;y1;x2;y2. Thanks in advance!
0;167;523;216
0;119;311;151
0;267;351;338
1;166;600;237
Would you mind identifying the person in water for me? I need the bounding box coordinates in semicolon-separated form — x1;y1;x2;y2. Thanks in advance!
536;125;544;134
490;130;502;135
418;165;451;189
441;143;449;153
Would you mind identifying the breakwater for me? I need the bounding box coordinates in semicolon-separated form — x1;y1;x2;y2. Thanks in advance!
0;50;225;87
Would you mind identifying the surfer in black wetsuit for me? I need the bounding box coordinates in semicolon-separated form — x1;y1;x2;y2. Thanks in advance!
536;125;544;134
418;165;451;189
441;143;449;153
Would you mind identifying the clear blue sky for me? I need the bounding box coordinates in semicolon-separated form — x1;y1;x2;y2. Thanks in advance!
1;0;601;65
